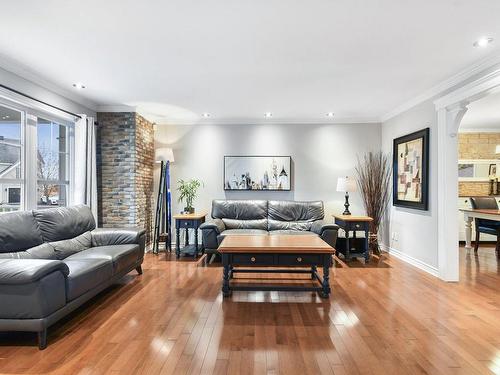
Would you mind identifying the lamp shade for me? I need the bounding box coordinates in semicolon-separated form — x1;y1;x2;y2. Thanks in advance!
155;147;174;163
336;176;357;192
496;145;500;154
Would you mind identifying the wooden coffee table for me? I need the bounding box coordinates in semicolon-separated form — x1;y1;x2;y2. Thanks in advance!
218;234;335;298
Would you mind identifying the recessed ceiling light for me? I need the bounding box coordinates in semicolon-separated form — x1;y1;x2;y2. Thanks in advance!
72;82;86;89
264;112;273;118
326;112;335;118
1;115;10;120
473;37;494;48
202;113;210;118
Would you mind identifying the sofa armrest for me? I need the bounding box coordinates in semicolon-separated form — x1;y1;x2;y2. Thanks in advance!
91;228;146;253
0;259;69;285
310;220;339;235
200;219;225;250
200;219;225;234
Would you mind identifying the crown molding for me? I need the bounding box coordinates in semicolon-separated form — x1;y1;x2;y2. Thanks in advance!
153;116;381;126
381;51;500;123
96;105;137;113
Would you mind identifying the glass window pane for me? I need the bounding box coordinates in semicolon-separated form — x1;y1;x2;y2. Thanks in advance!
37;119;69;208
0;105;22;212
37;184;67;208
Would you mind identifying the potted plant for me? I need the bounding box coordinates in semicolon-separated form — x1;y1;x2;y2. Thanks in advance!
355;151;391;255
177;179;203;214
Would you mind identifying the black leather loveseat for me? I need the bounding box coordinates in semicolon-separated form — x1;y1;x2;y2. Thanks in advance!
0;205;145;349
200;200;338;257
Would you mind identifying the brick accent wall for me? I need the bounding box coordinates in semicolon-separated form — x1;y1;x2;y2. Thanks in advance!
96;112;154;244
458;132;500;197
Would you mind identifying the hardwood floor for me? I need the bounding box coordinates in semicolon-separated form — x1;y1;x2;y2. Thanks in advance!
0;248;499;375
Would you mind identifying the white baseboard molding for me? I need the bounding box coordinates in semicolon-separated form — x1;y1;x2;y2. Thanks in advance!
379;243;439;278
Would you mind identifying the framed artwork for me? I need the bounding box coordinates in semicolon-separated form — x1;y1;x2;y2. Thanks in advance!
489;163;497;177
224;156;291;191
393;128;429;210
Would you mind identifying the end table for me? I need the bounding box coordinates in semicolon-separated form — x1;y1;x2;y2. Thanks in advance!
173;212;207;258
332;214;373;262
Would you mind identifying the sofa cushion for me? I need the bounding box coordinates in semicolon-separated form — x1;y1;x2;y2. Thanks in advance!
217;229;268;245
49;231;92;260
33;205;96;242
212;200;268;220
268;219;313;231
63;258;113;301
0;211;43;253
268;200;324;221
222;218;268;230
66;244;140;275
269;230;318;236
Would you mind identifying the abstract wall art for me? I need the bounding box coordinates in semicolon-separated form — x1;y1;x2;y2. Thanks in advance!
224;156;291;191
392;128;429;210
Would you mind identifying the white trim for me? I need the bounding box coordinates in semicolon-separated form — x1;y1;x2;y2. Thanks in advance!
153;116;381;126
381;51;500;122
379;243;439;278
458;127;500;133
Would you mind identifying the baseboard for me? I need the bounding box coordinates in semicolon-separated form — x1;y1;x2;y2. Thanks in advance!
379;244;439;278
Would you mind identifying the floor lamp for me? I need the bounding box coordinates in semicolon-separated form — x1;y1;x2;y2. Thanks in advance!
153;148;174;254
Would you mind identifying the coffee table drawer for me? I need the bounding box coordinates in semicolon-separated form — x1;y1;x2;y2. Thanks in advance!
278;254;321;265
232;254;274;265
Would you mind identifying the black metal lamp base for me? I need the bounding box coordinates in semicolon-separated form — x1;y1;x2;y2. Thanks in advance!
343;192;351;215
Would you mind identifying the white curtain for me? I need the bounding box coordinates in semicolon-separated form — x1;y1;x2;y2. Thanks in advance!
74;115;98;220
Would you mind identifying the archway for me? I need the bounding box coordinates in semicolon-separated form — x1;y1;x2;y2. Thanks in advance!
435;69;500;281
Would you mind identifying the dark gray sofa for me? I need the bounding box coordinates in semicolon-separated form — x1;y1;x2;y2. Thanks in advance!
200;200;338;257
0;205;145;349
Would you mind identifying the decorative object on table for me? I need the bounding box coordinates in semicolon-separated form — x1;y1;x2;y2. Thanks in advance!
333;214;373;262
223;156;291;191
174;211;207;258
355;151;391;255
392;128;429;210
177;179;203;214
336;176;357;215
153;148;174;254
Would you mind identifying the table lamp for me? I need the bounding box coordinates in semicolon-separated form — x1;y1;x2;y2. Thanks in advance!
337;176;357;215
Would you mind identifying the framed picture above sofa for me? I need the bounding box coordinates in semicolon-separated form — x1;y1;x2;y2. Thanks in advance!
224;156;291;191
392;128;429;210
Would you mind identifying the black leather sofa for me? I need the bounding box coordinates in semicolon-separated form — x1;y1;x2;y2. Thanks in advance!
200;200;338;257
0;205;145;349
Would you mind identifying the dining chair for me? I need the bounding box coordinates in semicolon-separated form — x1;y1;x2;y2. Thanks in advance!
470;197;500;257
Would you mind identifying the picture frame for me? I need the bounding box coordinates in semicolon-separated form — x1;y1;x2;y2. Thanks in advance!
224;156;292;191
392;128;429;210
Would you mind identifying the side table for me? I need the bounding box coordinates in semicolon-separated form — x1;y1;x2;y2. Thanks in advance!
332;214;373;262
173;212;207;259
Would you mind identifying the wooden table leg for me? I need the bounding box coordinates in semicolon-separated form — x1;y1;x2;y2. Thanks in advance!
364;226;370;263
321;256;331;298
311;265;317;280
222;254;231;297
194;227;199;259
345;230;350;261
464;214;473;255
175;226;180;258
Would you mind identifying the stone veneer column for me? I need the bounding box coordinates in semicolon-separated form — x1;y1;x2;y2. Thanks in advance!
96;112;154;245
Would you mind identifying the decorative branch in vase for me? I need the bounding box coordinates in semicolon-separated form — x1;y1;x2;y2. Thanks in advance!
177;179;203;214
355;151;391;255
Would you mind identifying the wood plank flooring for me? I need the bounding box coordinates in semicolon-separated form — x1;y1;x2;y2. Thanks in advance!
0;247;499;375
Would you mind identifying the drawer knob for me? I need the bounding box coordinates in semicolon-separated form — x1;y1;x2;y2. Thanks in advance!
297;257;302;262
251;257;256;262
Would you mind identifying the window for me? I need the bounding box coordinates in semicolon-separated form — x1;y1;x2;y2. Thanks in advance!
0;105;23;212
0;99;74;213
37;118;69;208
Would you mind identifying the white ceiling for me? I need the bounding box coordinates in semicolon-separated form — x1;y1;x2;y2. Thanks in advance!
1;0;500;124
461;90;500;131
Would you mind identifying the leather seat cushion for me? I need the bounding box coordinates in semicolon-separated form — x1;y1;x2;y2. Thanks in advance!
63;258;113;301
222;218;268;230
66;244;140;275
268;219;313;231
269;230;318;236
217;229;268;244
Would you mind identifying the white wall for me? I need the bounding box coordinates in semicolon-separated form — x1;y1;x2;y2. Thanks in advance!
155;122;381;226
380;100;438;272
